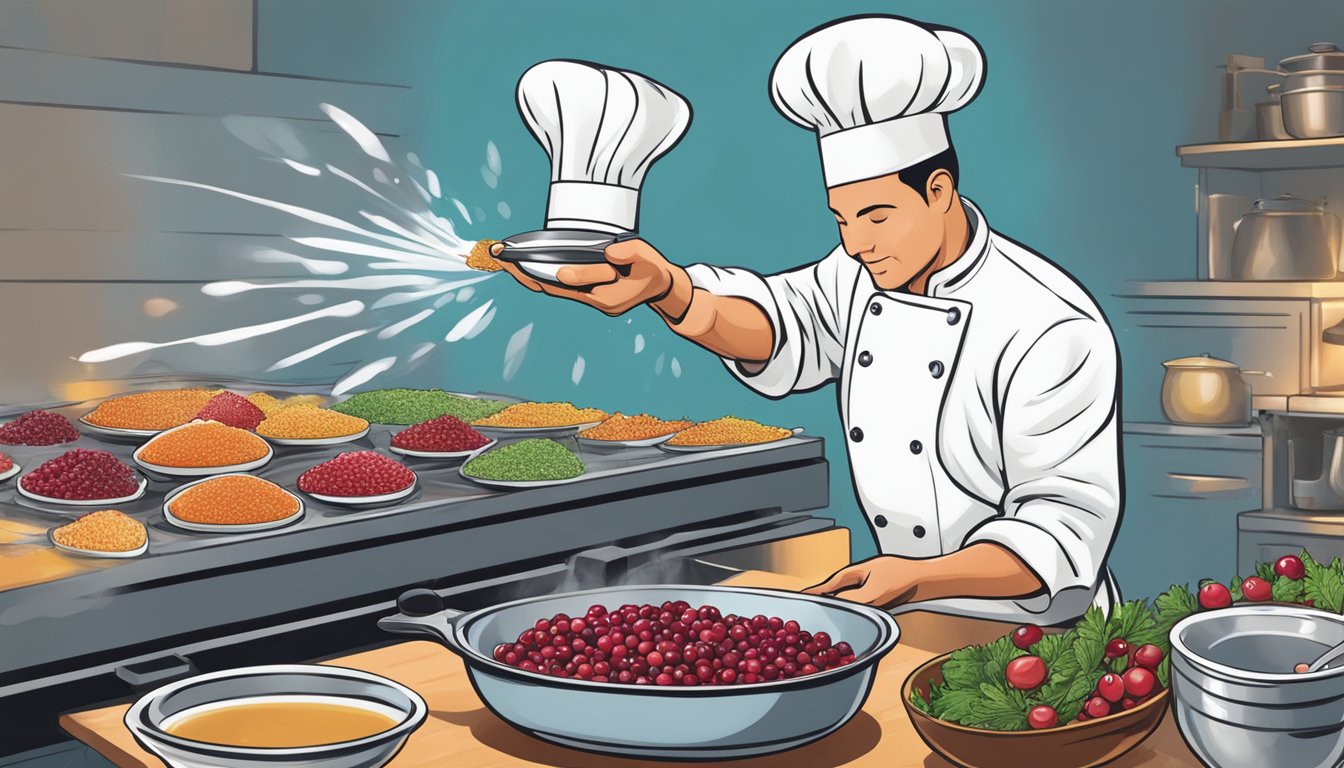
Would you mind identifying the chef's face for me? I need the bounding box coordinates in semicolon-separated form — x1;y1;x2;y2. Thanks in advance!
828;171;951;291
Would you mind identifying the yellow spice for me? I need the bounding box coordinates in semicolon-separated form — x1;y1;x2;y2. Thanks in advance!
257;406;369;439
52;510;147;553
474;402;608;428
467;239;504;272
666;417;792;446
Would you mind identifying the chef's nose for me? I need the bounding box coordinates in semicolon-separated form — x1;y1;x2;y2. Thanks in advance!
845;238;876;260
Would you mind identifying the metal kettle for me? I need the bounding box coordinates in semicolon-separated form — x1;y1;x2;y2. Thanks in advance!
1160;354;1255;426
1230;195;1340;280
1291;427;1344;509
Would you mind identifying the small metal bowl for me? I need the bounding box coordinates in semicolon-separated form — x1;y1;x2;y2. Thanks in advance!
124;664;426;768
1170;605;1344;768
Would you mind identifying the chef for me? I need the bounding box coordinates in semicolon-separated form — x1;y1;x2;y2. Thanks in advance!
498;16;1122;625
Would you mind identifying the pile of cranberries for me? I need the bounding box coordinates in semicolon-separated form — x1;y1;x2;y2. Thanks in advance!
298;451;415;497
1006;624;1165;730
0;452;13;474
196;392;266;431
492;601;857;686
391;415;490;453
0;409;80;446
19;449;140;500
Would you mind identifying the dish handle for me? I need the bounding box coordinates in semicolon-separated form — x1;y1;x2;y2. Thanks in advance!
377;588;467;651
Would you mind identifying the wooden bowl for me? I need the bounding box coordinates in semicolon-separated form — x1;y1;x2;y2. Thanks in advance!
902;653;1170;768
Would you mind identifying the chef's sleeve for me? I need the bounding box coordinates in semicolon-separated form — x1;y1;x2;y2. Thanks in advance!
683;246;852;398
963;317;1121;599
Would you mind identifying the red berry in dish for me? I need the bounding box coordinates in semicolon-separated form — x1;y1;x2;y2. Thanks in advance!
1105;638;1129;658
20;449;138;500
1275;555;1306;581
1027;705;1058;730
1241;576;1272;602
298;451;415;497
1123;667;1157;698
1198;582;1232;610
1133;644;1164;671
1011;625;1043;650
1005;656;1047;690
0;453;11;474
196;392;266;431
0;409;80;446
391;415;490;453
1085;697;1111;719
1096;672;1125;703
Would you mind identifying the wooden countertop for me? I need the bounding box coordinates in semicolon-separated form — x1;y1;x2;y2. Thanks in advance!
60;569;1201;767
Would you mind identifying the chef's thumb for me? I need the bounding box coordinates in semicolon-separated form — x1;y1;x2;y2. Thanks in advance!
490;242;505;256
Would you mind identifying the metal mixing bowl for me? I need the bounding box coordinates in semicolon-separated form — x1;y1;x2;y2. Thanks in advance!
379;584;900;760
1170;606;1344;768
124;664;427;768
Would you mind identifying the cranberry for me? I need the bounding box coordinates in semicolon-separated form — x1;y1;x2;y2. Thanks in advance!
1241;576;1272;602
1123;667;1157;698
1133;644;1164;670
1275;555;1306;581
1028;705;1058;730
1097;673;1125;703
1005;656;1047;690
1085;697;1111;719
1199;582;1233;610
1105;638;1129;658
1012;625;1044;650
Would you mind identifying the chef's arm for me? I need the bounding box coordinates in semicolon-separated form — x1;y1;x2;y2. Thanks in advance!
805;544;1044;606
648;264;775;364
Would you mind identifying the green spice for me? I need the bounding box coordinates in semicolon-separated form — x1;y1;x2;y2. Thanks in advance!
463;439;585;482
331;389;508;425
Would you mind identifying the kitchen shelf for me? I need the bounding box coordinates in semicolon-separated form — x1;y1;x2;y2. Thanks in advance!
1119;280;1344;299
1177;136;1344;170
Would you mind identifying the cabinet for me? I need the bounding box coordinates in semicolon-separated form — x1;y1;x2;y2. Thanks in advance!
1115;422;1263;599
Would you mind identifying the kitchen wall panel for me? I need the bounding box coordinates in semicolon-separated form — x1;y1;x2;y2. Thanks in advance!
0;0;255;71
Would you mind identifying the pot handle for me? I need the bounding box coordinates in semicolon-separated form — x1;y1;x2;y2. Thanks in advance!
377;588;466;647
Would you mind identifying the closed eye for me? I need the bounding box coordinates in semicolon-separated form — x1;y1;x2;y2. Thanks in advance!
870;216;888;224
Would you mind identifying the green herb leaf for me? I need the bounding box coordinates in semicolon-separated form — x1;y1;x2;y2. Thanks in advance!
973;683;1030;731
909;687;931;714
1153;584;1199;651
930;686;982;723
1306;564;1344;613
1157;655;1171;689
1229;576;1244;603
1272;576;1307;604
1073;607;1108;674
1256;561;1277;581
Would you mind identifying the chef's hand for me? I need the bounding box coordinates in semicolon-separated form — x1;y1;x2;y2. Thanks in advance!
491;240;680;317
804;556;920;608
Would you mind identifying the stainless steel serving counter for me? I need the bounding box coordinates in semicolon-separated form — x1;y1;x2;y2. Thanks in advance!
0;389;832;753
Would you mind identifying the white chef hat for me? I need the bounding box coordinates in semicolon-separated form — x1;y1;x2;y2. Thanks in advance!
770;16;985;188
516;60;692;233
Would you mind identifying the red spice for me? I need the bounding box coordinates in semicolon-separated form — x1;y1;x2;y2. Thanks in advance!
196;392;266;431
391;415;490;452
20;449;139;500
0;452;12;473
298;451;415;497
0;410;80;446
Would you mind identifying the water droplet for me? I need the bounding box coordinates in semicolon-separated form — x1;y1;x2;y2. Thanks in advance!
671;357;682;378
486;141;502;176
474;206;487;223
269;329;370;371
481;166;499;188
634;334;645;354
457;286;476;302
333;356;397;396
655;353;665;375
321;103;392;162
378;308;434;339
452;199;473;224
503;324;533;382
497;201;511;219
572;355;586;385
445;300;496;342
425;169;442;198
409;342;435;361
298;294;324;305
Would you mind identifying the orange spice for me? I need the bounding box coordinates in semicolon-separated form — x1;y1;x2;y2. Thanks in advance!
665;417;792;447
52;510;147;553
256;406;369;439
84;389;215;430
473;402;608;428
579;413;694;441
467;239;504;272
139;422;269;468
168;475;299;525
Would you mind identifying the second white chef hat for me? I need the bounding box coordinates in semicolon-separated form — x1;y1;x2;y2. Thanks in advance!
770;16;985;188
517;60;692;233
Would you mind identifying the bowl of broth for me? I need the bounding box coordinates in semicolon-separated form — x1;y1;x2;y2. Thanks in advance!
124;664;426;768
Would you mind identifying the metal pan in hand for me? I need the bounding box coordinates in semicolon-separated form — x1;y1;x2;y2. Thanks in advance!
495;229;639;283
379;584;899;760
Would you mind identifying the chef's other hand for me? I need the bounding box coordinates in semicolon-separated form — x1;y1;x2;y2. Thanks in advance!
491;239;676;317
804;556;920;608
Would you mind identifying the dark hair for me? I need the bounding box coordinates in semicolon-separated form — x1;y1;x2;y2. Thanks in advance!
897;146;959;204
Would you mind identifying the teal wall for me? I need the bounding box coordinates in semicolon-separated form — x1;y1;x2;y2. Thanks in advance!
257;0;1343;560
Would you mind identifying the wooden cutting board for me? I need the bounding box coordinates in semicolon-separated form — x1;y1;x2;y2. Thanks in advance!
61;573;1202;767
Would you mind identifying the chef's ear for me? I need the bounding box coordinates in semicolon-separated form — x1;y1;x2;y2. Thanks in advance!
926;169;956;214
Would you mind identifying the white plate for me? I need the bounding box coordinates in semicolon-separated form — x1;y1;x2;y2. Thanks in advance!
261;425;371;447
162;473;304;533
302;476;417;506
48;527;148;558
389;439;496;460
17;475;148;506
658;427;804;454
77;414;163;439
133;423;273;477
474;421;603;439
0;462;19;482
575;434;677;450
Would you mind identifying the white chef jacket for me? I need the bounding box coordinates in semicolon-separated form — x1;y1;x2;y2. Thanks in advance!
686;199;1121;625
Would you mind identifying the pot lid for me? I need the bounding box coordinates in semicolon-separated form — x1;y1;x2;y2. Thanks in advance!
1252;194;1323;212
1163;353;1239;369
1281;42;1344;72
